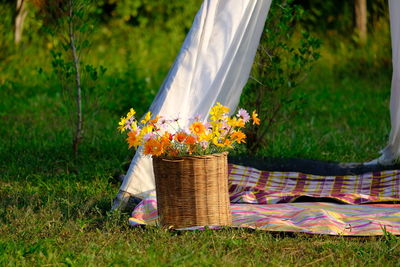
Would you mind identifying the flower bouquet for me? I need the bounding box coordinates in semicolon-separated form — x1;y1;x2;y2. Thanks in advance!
118;103;259;228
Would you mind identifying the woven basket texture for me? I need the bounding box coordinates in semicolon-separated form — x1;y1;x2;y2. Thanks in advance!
153;152;232;228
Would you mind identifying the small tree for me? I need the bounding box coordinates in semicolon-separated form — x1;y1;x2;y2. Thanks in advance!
355;0;368;44
40;0;105;155
240;0;321;154
14;0;28;45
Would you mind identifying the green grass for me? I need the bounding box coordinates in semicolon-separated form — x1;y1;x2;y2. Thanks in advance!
263;62;391;162
1;27;400;266
1;65;399;266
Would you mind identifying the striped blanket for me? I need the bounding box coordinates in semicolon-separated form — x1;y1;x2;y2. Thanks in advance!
129;164;400;235
228;164;400;204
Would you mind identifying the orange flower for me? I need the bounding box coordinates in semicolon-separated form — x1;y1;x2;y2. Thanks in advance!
150;115;160;124
228;117;245;128
184;135;197;145
143;142;152;155
223;138;233;148
252;111;260;125
188;144;198;155
190;122;206;135
231;131;246;144
161;132;172;143
175;132;188;143
160;132;172;150
143;138;164;156
126;131;141;149
166;148;179;157
150;115;161;130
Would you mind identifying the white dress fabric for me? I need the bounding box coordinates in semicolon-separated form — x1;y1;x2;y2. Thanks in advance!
377;0;400;165
120;0;272;197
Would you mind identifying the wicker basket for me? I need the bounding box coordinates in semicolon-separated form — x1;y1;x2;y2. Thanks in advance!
152;152;232;228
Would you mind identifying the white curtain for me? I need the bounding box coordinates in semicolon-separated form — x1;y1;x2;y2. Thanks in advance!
118;0;400;199
369;0;400;165
119;0;272;198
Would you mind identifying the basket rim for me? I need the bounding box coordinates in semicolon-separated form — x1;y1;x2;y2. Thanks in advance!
153;151;228;161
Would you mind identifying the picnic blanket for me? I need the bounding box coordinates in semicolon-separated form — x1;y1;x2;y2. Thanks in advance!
228;164;400;204
129;164;400;235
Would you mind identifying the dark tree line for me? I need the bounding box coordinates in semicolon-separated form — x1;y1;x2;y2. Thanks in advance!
6;0;388;46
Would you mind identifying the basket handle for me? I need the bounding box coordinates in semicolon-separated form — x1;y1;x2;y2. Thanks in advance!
161;158;184;163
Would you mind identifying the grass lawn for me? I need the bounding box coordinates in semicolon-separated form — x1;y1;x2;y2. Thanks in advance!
1;50;400;265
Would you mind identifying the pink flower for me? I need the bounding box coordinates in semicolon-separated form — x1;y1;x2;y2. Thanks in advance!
204;122;212;130
236;108;250;123
220;122;231;133
183;128;191;135
157;117;168;130
190;114;202;122
200;141;209;149
143;132;156;141
171;115;180;122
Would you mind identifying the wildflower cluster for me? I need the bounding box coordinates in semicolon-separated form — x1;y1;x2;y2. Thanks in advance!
118;103;260;157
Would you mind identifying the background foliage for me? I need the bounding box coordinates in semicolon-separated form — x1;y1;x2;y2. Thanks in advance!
0;0;392;159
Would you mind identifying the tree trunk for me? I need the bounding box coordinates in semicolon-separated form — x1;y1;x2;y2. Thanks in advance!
14;0;28;45
355;0;367;44
68;0;83;156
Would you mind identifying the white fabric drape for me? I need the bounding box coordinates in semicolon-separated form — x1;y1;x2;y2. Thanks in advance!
369;0;400;165
119;0;272;197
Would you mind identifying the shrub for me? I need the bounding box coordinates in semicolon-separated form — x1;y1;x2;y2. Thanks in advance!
240;0;321;154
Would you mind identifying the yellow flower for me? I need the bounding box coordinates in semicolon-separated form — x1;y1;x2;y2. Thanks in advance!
209;102;230;122
126;108;136;119
199;132;213;142
190;122;206;136
220;104;230;114
252;110;260;125
118;108;138;133
141;112;152;124
211;128;221;140
210;120;222;129
231;131;246;144
118;125;125;133
130;121;138;132
126;131;141;149
140;125;153;136
212;137;225;147
118;116;128;132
